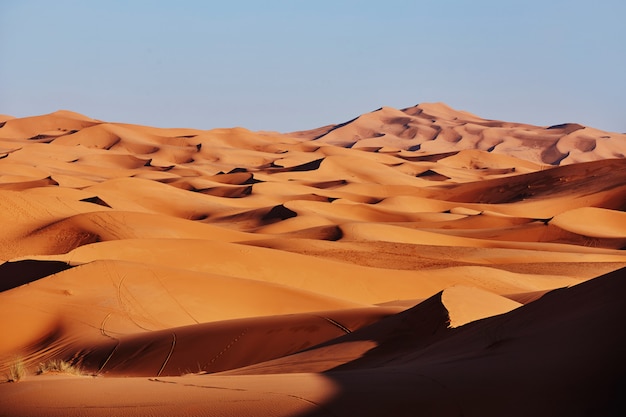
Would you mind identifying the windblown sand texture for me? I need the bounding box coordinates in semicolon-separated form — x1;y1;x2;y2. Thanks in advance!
1;103;626;416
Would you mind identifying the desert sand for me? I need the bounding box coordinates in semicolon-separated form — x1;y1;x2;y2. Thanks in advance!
1;103;625;416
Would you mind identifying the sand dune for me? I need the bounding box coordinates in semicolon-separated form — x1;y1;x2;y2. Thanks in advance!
306;103;626;165
3;268;622;416
1;104;625;416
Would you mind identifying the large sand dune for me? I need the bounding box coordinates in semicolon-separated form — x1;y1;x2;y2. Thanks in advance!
1;103;625;416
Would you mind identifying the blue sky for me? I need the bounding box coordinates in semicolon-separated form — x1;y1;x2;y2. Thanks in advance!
1;1;624;132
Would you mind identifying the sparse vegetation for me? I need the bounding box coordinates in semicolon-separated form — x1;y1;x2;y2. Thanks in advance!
6;359;26;382
36;359;83;376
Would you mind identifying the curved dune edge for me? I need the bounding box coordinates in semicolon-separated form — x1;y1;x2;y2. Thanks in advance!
442;285;522;327
1;105;626;415
551;206;626;238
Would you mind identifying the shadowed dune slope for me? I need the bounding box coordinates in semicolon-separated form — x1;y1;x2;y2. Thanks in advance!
1;105;625;416
1;267;623;417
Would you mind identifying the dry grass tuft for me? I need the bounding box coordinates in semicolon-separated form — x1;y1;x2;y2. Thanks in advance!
6;359;26;382
36;359;83;376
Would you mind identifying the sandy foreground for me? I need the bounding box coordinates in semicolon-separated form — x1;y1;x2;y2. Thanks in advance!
1;103;625;416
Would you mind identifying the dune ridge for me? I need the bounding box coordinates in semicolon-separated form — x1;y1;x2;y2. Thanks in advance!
1;103;625;416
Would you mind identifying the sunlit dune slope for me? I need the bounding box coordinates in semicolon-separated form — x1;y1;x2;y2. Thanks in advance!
1;267;623;417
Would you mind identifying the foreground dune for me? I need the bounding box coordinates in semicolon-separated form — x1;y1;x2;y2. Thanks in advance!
1;104;625;416
2;267;624;416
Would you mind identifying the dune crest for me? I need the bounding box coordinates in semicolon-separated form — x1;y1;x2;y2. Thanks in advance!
297;103;626;165
1;104;625;416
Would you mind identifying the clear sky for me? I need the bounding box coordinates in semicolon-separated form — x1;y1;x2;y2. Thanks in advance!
1;0;625;133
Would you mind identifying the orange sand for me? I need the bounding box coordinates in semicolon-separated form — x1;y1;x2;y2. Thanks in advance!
1;104;625;416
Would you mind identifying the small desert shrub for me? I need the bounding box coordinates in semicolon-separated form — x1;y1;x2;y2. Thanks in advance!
36;359;83;376
6;359;26;382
